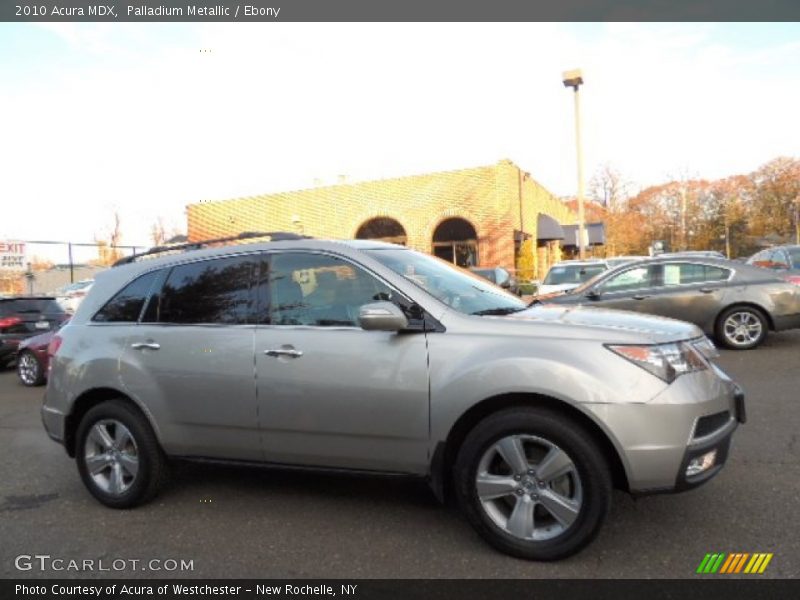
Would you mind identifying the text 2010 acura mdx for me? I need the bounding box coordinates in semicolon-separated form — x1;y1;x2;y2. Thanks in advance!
42;233;745;560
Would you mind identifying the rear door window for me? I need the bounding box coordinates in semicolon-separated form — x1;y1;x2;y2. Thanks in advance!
154;256;256;325
663;263;730;286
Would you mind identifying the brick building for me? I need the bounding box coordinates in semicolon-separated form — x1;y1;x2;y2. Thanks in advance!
187;159;581;280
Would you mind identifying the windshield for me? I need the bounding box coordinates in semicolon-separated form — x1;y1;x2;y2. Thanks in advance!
365;248;526;316
571;269;614;295
543;264;607;285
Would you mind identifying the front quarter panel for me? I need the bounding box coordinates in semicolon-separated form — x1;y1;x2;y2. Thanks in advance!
427;325;669;455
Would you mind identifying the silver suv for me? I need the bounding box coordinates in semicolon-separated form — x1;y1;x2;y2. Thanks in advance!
42;233;745;560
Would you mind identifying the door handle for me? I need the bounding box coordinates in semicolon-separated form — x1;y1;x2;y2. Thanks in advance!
264;348;304;358
131;342;161;350
632;294;650;300
699;287;715;294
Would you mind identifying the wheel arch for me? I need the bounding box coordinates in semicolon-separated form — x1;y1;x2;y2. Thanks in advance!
430;393;629;503
64;387;160;458
714;302;774;333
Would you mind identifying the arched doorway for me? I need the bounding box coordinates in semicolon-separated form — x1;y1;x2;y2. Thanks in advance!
355;217;407;245
432;217;478;267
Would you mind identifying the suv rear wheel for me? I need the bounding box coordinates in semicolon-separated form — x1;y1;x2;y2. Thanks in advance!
75;400;168;508
454;407;611;560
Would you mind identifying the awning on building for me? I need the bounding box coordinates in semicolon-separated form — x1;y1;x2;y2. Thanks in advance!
536;214;565;241
562;222;606;247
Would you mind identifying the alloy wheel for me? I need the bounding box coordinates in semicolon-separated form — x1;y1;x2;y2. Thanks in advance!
723;311;763;347
475;434;583;541
84;419;140;496
17;353;40;385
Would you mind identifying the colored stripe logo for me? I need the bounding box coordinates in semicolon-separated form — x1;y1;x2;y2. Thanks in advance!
696;553;773;574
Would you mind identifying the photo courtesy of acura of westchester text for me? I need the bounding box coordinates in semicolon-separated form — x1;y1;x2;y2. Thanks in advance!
1;4;800;594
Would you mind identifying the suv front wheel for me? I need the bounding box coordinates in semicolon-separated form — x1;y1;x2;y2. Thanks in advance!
454;407;611;560
75;400;168;508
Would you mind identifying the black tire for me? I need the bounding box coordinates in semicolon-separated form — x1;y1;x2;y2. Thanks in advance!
17;351;45;386
454;407;612;561
75;399;169;508
715;305;768;350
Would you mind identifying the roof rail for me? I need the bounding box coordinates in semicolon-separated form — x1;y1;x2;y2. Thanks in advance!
112;231;309;267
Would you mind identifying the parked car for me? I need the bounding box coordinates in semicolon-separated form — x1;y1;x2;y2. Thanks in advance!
42;233;745;560
0;296;70;368
747;245;800;285
55;279;95;313
469;266;520;295
540;256;800;349
16;319;69;386
537;260;610;295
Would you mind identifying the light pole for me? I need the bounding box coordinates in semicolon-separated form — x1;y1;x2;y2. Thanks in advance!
563;69;586;259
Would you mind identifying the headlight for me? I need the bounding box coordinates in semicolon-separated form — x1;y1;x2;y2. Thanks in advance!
606;341;709;383
692;336;720;360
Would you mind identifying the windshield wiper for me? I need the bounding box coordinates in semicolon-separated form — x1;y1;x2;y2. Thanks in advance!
470;307;526;316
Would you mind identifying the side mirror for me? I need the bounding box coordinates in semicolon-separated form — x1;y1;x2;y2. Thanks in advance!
584;289;601;300
358;302;409;332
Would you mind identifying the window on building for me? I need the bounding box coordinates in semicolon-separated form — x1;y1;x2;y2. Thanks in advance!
432;217;478;268
355;217;407;245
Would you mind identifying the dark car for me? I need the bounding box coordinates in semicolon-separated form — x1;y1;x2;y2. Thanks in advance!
0;296;70;368
469;266;520;295
747;245;800;285
539;256;800;349
16;320;68;386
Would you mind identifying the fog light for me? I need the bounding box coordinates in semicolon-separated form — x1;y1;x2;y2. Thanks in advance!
686;450;717;477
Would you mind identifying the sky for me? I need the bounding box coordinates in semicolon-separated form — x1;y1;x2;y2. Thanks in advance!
1;22;798;261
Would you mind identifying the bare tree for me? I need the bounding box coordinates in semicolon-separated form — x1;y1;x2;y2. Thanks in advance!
93;211;124;266
151;217;168;246
589;164;631;210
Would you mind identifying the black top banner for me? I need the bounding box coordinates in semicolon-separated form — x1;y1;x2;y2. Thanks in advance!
2;0;800;22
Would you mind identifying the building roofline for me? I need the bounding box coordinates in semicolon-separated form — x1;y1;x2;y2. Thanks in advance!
188;159;524;209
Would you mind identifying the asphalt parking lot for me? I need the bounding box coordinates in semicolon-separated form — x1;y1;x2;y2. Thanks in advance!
1;332;798;579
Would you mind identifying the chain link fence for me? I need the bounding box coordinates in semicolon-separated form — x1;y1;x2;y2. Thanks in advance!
0;240;146;296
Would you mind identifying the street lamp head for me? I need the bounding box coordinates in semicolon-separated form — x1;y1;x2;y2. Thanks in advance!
562;68;583;89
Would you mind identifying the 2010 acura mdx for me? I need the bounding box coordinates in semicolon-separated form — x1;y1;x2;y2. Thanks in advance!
42;233;746;560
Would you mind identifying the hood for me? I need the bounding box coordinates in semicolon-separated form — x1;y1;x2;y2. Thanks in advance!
506;304;703;343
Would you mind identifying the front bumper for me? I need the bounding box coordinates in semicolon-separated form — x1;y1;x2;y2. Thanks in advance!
674;383;745;491
585;366;745;494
